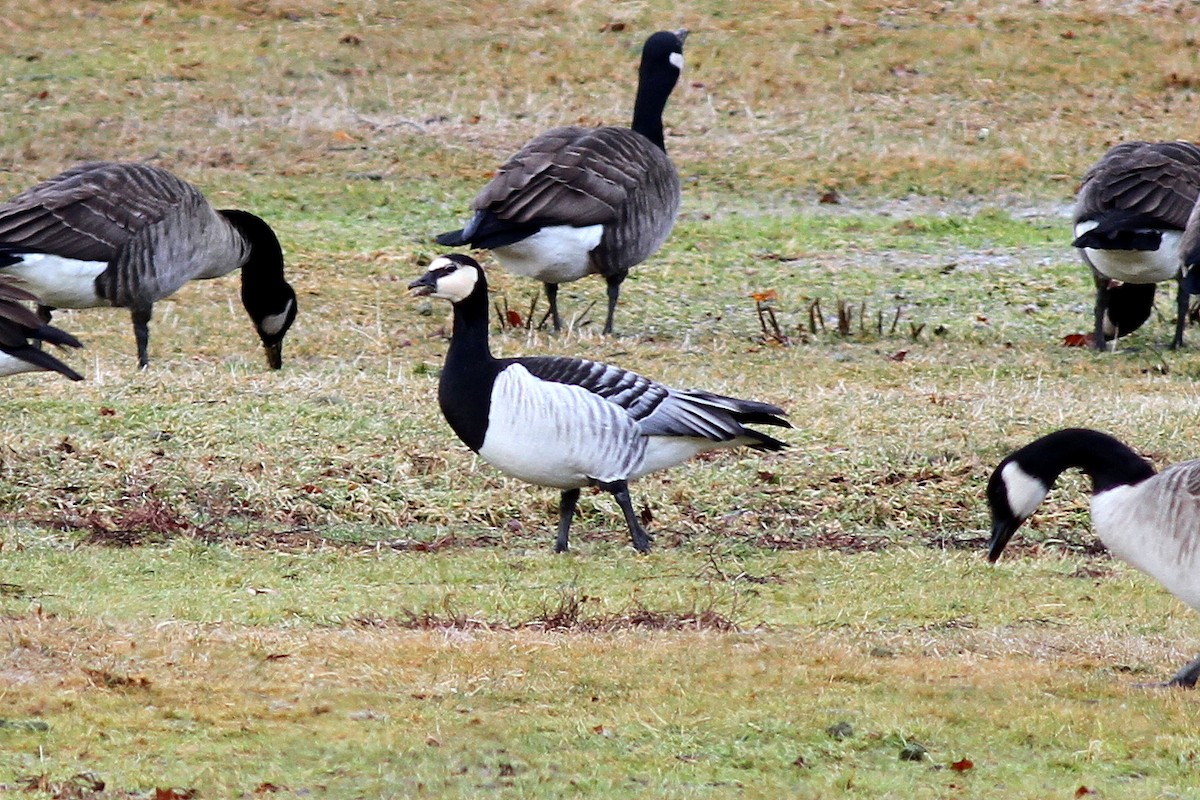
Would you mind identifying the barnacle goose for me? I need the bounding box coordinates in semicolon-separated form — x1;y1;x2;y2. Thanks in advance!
0;274;82;380
987;428;1200;687
0;162;298;369
1073;141;1200;350
436;29;687;335
409;254;790;553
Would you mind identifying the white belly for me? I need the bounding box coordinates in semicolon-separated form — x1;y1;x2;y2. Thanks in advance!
0;352;42;377
493;224;604;284
1077;226;1182;284
2;254;108;308
477;365;643;489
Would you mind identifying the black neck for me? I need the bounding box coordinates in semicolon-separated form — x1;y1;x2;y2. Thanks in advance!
438;279;500;452
630;62;678;151
1015;428;1157;494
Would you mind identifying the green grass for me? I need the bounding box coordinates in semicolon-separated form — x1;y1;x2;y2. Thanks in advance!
4;0;1200;797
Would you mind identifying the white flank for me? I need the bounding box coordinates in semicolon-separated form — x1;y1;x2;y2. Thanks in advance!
1001;461;1049;521
0;352;42;377
258;298;294;336
1082;229;1183;284
634;436;724;480
479;365;643;489
493;224;604;283
2;254;108;308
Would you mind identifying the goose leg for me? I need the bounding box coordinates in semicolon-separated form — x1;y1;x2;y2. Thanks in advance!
1090;267;1111;352
1166;653;1200;688
602;272;627;335
544;282;562;332
1171;273;1189;349
131;306;153;369
33;305;54;350
555;488;580;553
598;479;651;553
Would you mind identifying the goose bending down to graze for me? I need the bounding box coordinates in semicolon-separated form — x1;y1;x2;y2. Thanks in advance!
987;428;1200;687
408;254;790;553
1073;141;1200;350
0;162;298;369
1098;280;1157;344
436;29;686;335
0;274;82;380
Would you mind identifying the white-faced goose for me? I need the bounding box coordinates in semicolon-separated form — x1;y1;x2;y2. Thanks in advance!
987;428;1200;687
436;29;687;335
0;274;82;380
408;254;790;553
0;162;297;369
1073;141;1200;350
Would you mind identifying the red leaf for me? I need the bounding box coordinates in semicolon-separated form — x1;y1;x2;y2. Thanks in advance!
887;349;908;362
950;758;974;772
1061;333;1090;348
99;407;117;417
506;309;523;327
750;289;778;303
1075;787;1094;798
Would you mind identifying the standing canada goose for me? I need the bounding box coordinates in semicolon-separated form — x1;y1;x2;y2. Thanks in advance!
435;29;687;335
0;274;83;380
1073;141;1200;351
0;162;298;369
408;254;790;553
987;428;1200;687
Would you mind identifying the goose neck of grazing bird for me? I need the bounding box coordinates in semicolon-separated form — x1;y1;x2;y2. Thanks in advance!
1014;428;1157;496
221;209;297;369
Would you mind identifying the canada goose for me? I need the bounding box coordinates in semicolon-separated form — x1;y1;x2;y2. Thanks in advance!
1099;280;1156;342
0;162;298;369
436;29;687;335
408;254;790;553
1073;141;1200;351
0;273;82;380
987;428;1200;687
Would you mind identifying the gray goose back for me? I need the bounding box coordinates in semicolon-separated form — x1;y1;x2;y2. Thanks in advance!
0;161;249;308
1075;141;1200;232
471;125;680;276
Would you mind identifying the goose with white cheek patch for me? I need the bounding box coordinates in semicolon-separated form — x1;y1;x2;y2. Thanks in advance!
0;274;83;381
987;428;1200;687
0;162;298;369
1073;141;1200;351
409;254;790;553
436;29;686;335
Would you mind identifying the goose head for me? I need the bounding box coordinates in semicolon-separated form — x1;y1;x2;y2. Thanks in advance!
985;457;1050;562
631;29;688;150
224;209;297;370
408;254;486;303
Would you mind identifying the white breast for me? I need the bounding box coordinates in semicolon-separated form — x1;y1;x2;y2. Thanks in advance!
2;254;109;309
478;365;644;489
493;224;604;283
1092;480;1200;610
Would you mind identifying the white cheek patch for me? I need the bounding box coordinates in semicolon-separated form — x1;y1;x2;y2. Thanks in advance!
1002;461;1049;521
259;298;294;336
669;52;684;70
434;264;479;303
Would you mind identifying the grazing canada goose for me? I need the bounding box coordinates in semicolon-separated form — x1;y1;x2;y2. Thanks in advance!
0;274;83;380
1073;141;1200;351
409;254;790;553
1178;188;1200;302
1099;280;1157;343
987;428;1200;687
0;162;298;369
436;29;687;334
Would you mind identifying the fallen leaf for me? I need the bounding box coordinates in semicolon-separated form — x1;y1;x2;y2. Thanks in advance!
1075;787;1095;798
339;33;363;45
750;289;778;303
1061;333;1090;347
99;407;116;417
950;757;974;772
506;309;523;327
818;189;842;204
331;130;356;143
154;789;198;800
887;349;908;361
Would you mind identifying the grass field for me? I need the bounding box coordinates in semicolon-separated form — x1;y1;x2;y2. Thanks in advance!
4;1;1200;798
